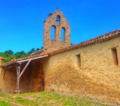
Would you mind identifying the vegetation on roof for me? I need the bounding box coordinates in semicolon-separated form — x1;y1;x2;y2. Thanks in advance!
49;13;53;16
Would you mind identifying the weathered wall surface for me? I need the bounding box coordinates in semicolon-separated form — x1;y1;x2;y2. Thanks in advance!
0;66;16;94
19;63;31;93
42;36;120;103
0;58;45;94
29;59;44;93
0;62;31;94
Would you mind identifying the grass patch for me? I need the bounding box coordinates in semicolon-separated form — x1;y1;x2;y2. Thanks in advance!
0;94;6;97
14;97;34;106
0;101;11;106
0;92;108;106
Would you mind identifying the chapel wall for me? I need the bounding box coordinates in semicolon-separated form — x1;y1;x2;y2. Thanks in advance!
0;61;31;94
41;36;120;103
0;66;16;94
29;59;44;93
19;63;31;93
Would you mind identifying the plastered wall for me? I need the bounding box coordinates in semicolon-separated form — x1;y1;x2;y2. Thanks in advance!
42;36;120;103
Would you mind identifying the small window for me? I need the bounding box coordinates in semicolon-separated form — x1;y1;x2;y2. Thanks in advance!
76;54;81;68
112;48;118;66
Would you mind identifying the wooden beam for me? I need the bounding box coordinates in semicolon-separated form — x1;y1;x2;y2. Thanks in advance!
28;62;32;92
15;63;21;94
17;55;48;63
15;60;31;93
18;60;31;79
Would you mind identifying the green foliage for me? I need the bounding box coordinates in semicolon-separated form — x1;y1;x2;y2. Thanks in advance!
36;48;40;51
0;47;42;63
0;101;11;106
0;92;108;106
3;58;11;63
4;50;14;55
49;13;53;16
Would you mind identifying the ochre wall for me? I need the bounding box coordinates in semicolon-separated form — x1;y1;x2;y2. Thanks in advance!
42;36;120;103
19;63;31;93
0;66;16;94
0;63;31;94
0;59;44;94
29;59;44;93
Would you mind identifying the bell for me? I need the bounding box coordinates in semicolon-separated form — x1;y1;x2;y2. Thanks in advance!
56;18;59;21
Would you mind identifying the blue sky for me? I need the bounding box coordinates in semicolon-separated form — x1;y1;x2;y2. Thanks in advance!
0;0;120;53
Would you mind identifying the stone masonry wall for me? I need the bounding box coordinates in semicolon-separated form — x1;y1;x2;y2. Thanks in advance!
0;62;31;94
41;36;120;104
43;9;71;53
0;59;45;94
29;59;44;93
0;66;16;94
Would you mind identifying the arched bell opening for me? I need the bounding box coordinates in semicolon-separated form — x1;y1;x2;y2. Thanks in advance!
50;25;56;40
56;15;60;25
61;27;66;41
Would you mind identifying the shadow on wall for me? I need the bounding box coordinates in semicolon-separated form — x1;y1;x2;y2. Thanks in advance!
45;64;120;105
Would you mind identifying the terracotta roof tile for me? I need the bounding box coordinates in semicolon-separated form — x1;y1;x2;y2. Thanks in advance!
0;57;7;60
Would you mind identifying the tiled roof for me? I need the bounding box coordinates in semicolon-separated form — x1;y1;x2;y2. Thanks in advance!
29;49;44;56
0;29;120;67
0;53;48;67
0;57;7;60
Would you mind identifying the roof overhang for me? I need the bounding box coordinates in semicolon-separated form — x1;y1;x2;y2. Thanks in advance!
0;55;49;68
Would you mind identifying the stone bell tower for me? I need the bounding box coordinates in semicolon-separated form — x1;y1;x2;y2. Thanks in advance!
43;8;71;52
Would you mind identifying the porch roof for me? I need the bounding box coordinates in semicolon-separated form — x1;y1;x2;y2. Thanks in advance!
0;54;49;68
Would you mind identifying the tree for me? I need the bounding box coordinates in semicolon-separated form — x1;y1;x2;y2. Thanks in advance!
36;48;40;51
28;48;35;55
4;50;14;55
1;47;44;63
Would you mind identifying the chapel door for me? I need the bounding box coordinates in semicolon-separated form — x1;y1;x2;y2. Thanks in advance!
41;73;45;91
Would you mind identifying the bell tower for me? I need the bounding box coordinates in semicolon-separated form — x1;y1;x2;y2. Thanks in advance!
43;8;71;52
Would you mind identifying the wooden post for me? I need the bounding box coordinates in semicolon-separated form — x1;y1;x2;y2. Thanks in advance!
15;63;21;94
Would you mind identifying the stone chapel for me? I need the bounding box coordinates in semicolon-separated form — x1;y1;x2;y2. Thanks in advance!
0;8;120;104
